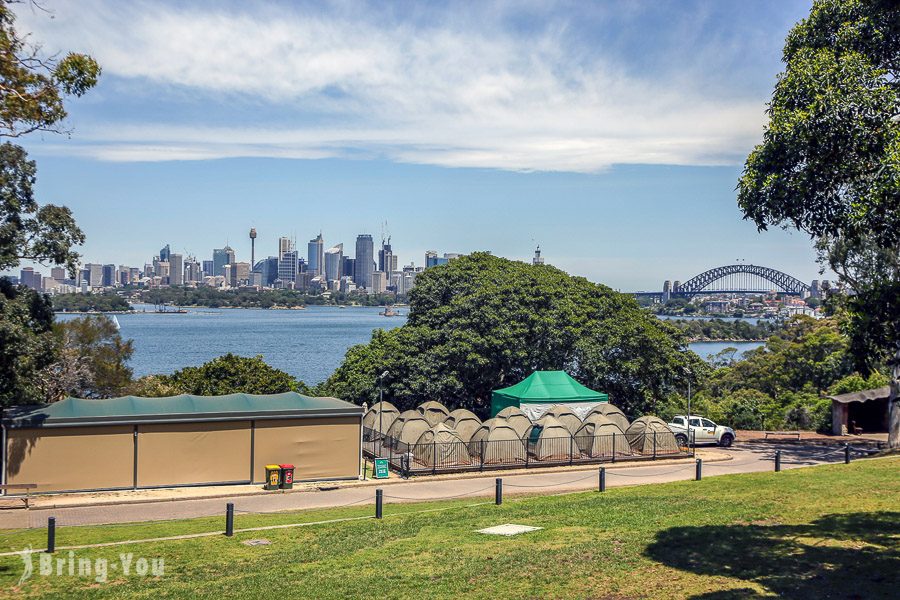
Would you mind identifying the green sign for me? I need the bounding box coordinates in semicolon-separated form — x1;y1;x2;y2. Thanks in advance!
374;458;389;479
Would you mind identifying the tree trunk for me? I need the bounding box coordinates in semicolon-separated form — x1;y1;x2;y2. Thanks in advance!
889;347;899;448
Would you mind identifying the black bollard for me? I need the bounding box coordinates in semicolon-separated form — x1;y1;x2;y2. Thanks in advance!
845;444;851;464
225;503;234;537
46;517;56;553
495;478;502;505
775;450;781;472
599;467;606;492
695;458;702;481
375;489;383;519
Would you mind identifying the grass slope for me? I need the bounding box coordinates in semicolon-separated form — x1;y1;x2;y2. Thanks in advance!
1;458;897;599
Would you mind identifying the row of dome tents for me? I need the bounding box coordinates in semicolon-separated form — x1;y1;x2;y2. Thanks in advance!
363;398;678;469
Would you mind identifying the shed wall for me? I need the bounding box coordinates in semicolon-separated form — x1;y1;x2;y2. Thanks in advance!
253;416;360;482
136;421;251;487
6;426;134;492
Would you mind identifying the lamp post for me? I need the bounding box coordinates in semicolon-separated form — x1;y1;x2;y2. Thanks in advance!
377;370;389;447
683;367;693;447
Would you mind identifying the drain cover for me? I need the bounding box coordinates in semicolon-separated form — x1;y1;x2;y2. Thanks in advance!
243;539;272;546
477;524;542;536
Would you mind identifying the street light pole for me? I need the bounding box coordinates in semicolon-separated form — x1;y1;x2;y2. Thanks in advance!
377;370;389;449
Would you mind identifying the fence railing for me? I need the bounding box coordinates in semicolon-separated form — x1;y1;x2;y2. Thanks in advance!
362;427;692;475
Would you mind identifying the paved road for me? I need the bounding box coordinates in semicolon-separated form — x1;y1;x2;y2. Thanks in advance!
0;443;858;530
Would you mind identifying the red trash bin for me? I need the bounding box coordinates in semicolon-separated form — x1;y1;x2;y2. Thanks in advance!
279;464;294;489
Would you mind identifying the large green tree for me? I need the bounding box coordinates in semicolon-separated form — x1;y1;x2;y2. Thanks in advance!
319;253;705;418
738;0;900;445
0;2;99;407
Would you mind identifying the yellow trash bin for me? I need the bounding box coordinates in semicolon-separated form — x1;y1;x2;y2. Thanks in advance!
265;464;281;490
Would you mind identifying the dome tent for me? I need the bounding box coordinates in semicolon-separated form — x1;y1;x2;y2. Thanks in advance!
530;416;574;462
585;403;630;432
543;404;582;435
414;423;471;467
444;409;482;443
468;420;527;465
491;371;608;420
574;414;632;459
386;410;431;450
625;416;680;455
363;401;401;439
495;406;534;439
417;401;450;426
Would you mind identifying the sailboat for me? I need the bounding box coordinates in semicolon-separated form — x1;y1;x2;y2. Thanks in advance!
112;315;121;331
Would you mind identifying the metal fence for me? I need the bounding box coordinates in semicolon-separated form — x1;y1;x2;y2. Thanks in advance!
362;427;693;475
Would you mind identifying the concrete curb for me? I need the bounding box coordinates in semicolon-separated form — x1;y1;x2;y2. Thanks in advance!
14;452;731;512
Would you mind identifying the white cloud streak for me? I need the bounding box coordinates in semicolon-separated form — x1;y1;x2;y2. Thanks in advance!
18;1;768;171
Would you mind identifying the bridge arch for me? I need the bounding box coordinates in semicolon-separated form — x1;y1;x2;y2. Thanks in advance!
675;265;810;296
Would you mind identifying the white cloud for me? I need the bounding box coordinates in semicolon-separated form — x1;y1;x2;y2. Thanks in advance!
16;1;768;171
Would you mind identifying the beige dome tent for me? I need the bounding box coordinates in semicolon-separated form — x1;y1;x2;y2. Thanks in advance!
363;401;401;439
625;416;680;455
495;406;533;439
444;409;482;443
586;403;630;432
574;414;632;459
413;423;471;467
468;420;527;465
543;404;582;435
531;416;574;462
417;401;450;426
386;410;431;450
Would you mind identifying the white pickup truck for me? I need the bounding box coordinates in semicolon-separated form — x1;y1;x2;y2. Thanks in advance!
669;415;736;447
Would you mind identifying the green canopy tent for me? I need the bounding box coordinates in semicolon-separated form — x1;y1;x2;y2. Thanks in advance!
491;371;609;420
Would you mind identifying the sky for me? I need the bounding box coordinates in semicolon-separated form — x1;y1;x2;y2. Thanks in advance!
9;0;822;291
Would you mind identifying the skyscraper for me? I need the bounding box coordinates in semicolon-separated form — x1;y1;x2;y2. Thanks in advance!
277;237;298;285
159;244;171;262
324;244;343;283
354;234;374;290
212;246;235;277
342;256;356;282
169;253;184;286
307;232;324;277
378;237;393;276
102;264;117;287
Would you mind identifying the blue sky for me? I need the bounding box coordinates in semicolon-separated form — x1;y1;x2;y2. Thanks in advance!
11;0;821;290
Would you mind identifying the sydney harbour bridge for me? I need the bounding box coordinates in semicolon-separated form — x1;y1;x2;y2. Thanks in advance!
632;264;814;300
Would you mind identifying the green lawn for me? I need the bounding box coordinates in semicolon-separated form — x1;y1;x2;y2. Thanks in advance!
1;458;897;599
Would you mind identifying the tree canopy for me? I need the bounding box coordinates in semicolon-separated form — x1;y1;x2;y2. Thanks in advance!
737;0;900;445
318;253;705;418
137;353;310;397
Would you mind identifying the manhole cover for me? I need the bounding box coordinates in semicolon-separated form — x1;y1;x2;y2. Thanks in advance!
242;539;272;546
476;524;542;536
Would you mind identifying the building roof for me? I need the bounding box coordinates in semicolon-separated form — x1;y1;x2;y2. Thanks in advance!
827;386;891;404
3;392;361;428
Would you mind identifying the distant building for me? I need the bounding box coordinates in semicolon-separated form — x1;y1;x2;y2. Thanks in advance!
371;271;387;294
339;276;356;294
342;256;356;282
51;267;66;281
19;267;41;290
202;260;214;277
169;254;183;286
184;257;202;285
379;237;393;279
159;244;171;263
230;262;250;287
532;246;544;266
324;244;343;283
212;246;235;278
307;232;325;277
84;263;103;288
354;234;374;290
277;236;299;287
425;251;456;268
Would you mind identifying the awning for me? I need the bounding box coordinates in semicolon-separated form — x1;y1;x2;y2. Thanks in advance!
491;371;608;418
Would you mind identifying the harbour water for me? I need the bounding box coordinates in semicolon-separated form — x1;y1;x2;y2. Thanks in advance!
57;307;766;383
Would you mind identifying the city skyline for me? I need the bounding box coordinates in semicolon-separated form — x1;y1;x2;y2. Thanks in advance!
7;0;828;290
